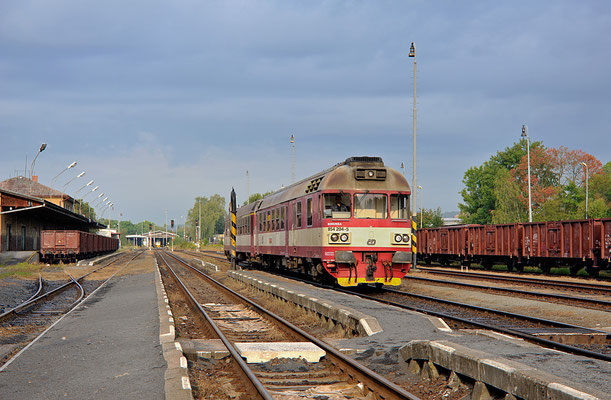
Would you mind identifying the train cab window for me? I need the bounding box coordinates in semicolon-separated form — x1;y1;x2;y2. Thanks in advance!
280;207;285;229
323;193;351;219
354;193;388;219
295;202;302;228
306;198;313;226
267;211;271;232
258;213;262;232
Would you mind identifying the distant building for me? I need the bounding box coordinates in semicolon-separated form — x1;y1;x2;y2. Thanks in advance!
0;176;103;253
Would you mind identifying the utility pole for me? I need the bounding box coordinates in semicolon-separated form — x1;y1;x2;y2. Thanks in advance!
198;198;201;250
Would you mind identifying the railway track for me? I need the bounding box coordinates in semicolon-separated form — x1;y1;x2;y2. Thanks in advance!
343;286;611;362
156;249;421;400
178;251;611;360
405;275;611;311
0;250;144;367
415;267;611;295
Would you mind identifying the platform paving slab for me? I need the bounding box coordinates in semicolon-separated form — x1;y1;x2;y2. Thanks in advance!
229;269;611;399
0;270;166;400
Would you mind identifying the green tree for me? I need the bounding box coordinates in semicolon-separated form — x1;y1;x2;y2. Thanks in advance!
459;140;541;224
491;168;526;223
243;191;274;205
187;195;227;243
415;207;444;228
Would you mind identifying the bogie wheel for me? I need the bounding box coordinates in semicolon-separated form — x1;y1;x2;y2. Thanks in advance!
585;264;600;278
540;263;552;274
569;264;582;276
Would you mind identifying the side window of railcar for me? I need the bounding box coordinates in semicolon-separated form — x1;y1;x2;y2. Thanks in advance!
307;198;313;226
296;202;302;228
281;206;285;229
266;211;270;232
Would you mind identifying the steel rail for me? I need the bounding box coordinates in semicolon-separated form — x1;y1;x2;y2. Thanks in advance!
417;267;611;294
405;276;611;309
238;268;611;363
163;250;422;400
0;250;143;323
336;286;611;362
67;273;85;309
155;250;273;400
25;274;44;303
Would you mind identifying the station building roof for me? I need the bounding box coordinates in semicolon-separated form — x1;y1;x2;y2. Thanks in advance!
0;186;104;230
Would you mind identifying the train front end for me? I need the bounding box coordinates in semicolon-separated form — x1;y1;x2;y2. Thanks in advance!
319;157;412;286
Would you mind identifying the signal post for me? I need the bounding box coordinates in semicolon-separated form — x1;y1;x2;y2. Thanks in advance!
230;188;237;270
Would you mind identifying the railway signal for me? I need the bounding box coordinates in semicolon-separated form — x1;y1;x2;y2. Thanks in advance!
230;188;237;270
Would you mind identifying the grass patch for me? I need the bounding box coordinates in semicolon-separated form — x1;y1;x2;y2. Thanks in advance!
0;263;42;279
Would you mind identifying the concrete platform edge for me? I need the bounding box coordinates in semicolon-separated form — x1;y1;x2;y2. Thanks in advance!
154;256;193;400
399;339;605;400
227;270;382;336
76;250;122;266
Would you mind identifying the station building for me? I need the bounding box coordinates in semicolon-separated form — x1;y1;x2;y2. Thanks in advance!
0;176;103;256
126;231;177;247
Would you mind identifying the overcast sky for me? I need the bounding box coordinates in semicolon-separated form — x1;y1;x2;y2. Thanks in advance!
1;1;609;224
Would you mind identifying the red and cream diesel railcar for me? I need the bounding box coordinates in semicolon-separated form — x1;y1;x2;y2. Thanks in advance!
225;156;413;286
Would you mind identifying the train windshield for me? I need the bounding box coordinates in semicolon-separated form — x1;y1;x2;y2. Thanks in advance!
323;193;351;219
390;194;410;219
353;193;387;219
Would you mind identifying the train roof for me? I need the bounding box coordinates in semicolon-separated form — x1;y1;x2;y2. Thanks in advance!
241;156;410;213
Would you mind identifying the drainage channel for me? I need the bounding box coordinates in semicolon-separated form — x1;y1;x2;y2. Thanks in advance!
156;249;421;400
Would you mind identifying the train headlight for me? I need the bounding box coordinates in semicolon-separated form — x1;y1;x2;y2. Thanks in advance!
340;233;349;242
392;232;410;245
330;233;339;242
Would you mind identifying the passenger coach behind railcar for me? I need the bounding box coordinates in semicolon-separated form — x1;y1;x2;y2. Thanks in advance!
225;156;413;286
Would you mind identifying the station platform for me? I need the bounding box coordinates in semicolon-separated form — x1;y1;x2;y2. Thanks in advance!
0;263;167;399
228;269;610;400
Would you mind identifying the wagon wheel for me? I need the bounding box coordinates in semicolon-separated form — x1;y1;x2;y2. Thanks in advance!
540;262;552;274
569;263;582;276
514;262;524;273
506;259;516;272
482;260;493;270
585;264;600;278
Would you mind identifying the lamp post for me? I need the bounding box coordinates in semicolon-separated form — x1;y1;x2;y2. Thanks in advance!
581;162;589;219
521;125;532;222
73;180;94;212
418;185;423;229
29;143;47;194
89;193;104;219
409;42;417;220
51;161;76;196
290;134;295;185
80;186;99;215
409;42;417;268
62;171;85;208
401;162;405;178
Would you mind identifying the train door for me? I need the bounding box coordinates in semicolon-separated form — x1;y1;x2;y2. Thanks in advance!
249;213;255;256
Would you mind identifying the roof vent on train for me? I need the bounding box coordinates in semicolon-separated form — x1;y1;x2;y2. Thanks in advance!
344;156;384;166
305;177;323;193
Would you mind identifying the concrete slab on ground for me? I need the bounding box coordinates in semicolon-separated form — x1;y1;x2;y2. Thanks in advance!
0;250;38;266
234;342;326;363
0;271;166;399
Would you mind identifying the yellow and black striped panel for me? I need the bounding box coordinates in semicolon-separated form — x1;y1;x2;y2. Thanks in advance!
411;219;417;254
231;212;237;257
